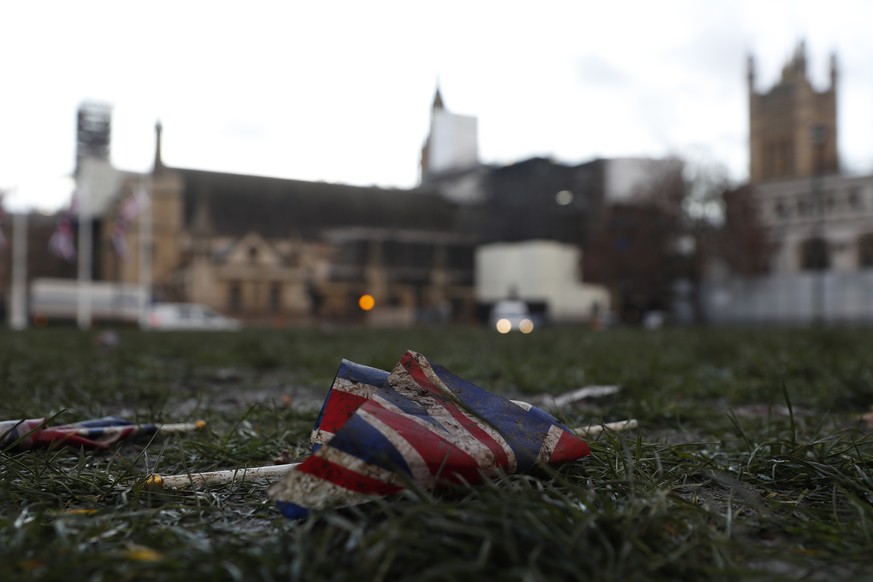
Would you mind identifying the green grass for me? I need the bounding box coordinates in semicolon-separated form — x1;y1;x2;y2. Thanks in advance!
1;326;872;580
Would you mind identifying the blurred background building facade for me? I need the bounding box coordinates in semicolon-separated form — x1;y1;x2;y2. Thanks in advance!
704;42;873;324
7;40;873;328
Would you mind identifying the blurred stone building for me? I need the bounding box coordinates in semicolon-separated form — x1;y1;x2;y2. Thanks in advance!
96;122;477;326
425;149;684;322
4;91;686;327
96;93;683;326
704;42;873;324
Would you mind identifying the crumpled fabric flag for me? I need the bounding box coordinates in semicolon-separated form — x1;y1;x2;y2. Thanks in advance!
0;416;203;450
269;351;590;519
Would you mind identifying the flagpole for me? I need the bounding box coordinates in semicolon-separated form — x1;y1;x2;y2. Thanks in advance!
146;463;299;489
77;185;92;330
138;178;153;329
10;208;28;330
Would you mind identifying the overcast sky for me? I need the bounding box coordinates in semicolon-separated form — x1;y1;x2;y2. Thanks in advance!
2;0;873;212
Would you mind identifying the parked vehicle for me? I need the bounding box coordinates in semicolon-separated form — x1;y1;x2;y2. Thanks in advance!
143;303;241;331
30;278;146;325
490;299;535;334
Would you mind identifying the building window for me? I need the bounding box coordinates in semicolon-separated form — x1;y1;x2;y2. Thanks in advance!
248;246;259;264
797;199;809;216
383;241;434;269
764;140;794;179
447;245;474;270
774;200;788;219
848;188;863;211
800;237;830;271
269;282;282;313
858;234;873;268
229;282;242;311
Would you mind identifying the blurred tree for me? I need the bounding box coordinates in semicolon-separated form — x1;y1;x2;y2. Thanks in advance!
718;184;774;276
583;164;688;324
583;157;772;324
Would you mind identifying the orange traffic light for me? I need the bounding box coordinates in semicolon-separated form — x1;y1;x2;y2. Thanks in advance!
358;294;375;311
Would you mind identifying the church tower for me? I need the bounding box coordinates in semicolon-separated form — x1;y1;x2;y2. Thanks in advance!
419;86;445;181
748;41;839;182
419;84;479;182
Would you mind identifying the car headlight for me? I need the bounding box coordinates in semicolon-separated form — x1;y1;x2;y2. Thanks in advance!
495;318;512;334
519;318;534;334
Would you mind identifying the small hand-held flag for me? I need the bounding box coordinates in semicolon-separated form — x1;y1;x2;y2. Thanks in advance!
111;187;147;259
49;206;78;262
268;351;590;518
0;416;205;450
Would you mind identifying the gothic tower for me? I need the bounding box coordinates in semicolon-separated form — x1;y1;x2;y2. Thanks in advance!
748;41;839;182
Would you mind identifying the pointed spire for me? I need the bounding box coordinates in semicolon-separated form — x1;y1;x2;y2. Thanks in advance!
746;53;756;92
153;120;164;173
781;39;808;82
793;39;807;74
432;83;444;111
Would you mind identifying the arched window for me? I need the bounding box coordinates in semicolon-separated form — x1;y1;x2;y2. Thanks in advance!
800;237;830;271
858;234;873;268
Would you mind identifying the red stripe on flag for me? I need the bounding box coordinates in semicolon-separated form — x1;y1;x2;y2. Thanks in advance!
363;402;484;484
318;391;370;435
550;430;590;463
401;353;511;471
298;454;403;496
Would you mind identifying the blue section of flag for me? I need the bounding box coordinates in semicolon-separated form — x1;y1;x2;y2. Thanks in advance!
336;359;391;386
72;417;131;428
431;363;559;471
277;502;309;520
311;360;391;447
325;406;413;476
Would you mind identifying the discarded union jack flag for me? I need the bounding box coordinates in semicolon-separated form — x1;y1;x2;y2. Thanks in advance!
0;416;205;450
269;351;590;519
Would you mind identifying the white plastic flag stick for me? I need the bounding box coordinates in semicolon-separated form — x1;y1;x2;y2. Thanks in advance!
137;180;152;329
10;209;28;330
550;385;621;408
575;418;638;437
146;463;300;489
77;185;92;330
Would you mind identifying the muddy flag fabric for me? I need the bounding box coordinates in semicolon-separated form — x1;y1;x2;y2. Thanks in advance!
0;416;204;450
269;351;590;519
